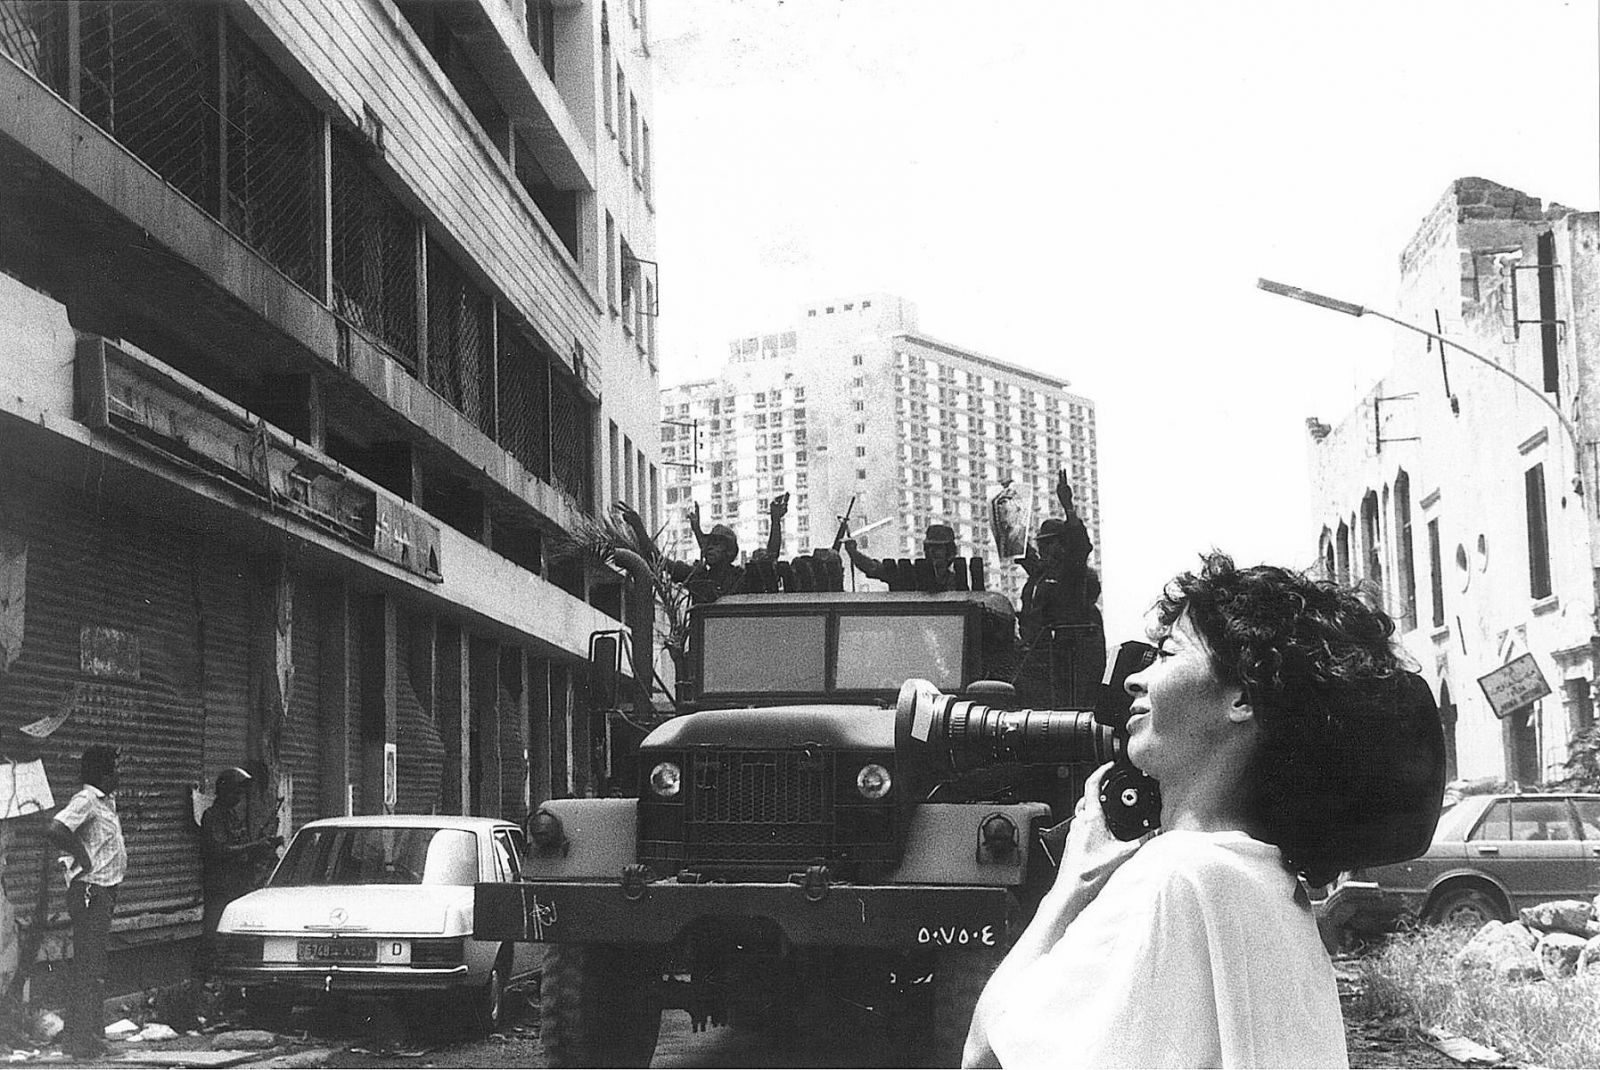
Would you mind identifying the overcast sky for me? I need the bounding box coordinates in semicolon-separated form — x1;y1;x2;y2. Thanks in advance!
648;0;1600;643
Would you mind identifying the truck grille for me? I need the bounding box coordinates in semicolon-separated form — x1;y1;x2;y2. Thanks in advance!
686;750;831;861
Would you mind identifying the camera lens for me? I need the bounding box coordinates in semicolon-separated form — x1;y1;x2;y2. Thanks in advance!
896;679;1111;777
940;700;1110;769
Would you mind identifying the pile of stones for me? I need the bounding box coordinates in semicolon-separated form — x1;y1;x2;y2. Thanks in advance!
1454;898;1600;981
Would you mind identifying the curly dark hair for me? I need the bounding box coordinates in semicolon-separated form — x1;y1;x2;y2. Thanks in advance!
1154;552;1434;886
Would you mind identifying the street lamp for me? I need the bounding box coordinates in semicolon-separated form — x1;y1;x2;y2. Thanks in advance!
1257;277;1586;496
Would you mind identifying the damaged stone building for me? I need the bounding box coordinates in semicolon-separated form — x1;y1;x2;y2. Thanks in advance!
1306;178;1599;787
0;0;658;993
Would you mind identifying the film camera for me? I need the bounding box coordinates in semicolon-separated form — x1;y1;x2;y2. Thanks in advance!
897;641;1448;868
896;641;1161;840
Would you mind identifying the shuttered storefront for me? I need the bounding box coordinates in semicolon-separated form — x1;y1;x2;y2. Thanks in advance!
0;481;207;923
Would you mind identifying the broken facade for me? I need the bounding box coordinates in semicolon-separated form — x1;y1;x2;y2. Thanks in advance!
1306;178;1599;786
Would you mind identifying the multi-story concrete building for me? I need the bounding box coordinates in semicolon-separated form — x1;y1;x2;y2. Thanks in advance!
659;294;1098;605
1305;178;1598;787
0;0;656;993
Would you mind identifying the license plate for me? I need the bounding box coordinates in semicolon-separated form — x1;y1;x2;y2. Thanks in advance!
297;938;377;963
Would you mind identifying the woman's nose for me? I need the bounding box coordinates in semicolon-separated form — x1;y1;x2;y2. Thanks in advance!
1123;671;1147;697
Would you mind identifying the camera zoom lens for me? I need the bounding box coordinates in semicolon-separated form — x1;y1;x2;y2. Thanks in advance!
941;699;1110;769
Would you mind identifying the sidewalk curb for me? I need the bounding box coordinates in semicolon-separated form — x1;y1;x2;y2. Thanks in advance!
237;1048;338;1069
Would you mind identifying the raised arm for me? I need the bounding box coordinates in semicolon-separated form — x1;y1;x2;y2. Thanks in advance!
765;493;789;558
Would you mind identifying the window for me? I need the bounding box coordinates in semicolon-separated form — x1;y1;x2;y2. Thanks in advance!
629;94;641;185
855;423;866;435
1526;463;1552;599
856;468;867;480
853;400;865;411
855;446;866;458
601;21;614;132
1394;471;1417;631
604;212;617;311
852;354;864;366
1427;518;1444;627
616;68;628;160
641;121;653;203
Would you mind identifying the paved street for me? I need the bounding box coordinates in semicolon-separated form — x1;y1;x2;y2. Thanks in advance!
306;987;907;1069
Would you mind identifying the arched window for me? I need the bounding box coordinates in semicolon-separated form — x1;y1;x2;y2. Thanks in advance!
1319;527;1334;580
1439;680;1458;782
1360;490;1383;601
1335;521;1351;585
1394;471;1417;631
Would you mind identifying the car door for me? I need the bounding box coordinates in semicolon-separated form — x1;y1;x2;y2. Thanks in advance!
1466;798;1589;909
492;827;543;980
1565;797;1600;895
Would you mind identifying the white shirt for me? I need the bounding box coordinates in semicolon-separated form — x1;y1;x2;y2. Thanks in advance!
56;784;126;887
978;830;1346;1069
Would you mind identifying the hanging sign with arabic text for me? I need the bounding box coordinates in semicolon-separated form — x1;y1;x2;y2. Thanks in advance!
1477;653;1552;719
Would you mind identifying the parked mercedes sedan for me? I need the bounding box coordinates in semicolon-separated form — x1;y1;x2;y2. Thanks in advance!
213;815;541;1031
1319;792;1600;934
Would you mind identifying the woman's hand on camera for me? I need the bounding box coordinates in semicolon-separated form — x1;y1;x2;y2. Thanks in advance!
1052;763;1146;906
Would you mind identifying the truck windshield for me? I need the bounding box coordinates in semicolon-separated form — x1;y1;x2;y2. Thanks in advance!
701;614;827;692
699;609;966;694
836;613;965;690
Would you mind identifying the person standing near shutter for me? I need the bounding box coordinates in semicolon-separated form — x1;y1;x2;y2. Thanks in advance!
47;745;126;1060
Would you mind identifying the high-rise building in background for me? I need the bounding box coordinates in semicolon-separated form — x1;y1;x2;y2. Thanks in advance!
0;0;655;993
660;294;1098;604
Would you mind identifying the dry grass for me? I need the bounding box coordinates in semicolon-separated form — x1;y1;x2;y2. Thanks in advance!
1354;926;1600;1068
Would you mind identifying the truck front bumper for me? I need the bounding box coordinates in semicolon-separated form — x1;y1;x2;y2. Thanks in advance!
475;880;1016;950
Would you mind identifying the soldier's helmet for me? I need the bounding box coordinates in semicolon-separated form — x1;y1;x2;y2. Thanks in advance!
924;523;957;546
707;524;739;550
215;767;254;796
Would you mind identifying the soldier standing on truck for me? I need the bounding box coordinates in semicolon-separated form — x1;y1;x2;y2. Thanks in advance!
633;495;788;604
845;522;968;591
1016;472;1105;708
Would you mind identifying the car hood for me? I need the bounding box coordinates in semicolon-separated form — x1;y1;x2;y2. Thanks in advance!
218;884;473;936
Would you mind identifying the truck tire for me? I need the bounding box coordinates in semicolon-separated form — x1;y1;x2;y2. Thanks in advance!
541;943;664;1068
931;947;1003;1068
893;947;1003;1068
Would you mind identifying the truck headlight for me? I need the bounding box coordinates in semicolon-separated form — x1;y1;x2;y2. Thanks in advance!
649;761;682;798
856;763;892;800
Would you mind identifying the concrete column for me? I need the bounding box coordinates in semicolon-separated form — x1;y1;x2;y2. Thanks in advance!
469;636;501;816
358;594;398;814
436;622;469;815
317;582;354;816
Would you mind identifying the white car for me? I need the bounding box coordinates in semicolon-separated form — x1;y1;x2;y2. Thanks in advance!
214;815;541;1031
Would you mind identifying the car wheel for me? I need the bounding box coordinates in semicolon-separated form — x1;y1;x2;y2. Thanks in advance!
240;988;296;1031
470;955;507;1034
1426;886;1507;928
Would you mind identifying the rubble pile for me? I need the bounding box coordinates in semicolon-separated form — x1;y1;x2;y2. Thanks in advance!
1454;896;1600;982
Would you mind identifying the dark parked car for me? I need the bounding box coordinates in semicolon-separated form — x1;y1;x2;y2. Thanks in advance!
1318;792;1600;935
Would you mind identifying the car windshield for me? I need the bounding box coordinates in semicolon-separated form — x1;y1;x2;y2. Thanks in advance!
270;827;478;887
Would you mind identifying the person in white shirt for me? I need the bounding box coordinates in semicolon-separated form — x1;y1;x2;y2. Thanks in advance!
48;745;126;1060
965;552;1440;1069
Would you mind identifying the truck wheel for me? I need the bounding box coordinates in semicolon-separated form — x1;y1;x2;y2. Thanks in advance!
894;947;1003;1068
1426;886;1507;929
934;947;1003;1067
541;943;663;1068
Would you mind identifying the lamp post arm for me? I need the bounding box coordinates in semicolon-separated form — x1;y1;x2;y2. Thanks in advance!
1362;308;1583;476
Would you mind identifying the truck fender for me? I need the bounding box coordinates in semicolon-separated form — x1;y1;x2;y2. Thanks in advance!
524;798;638;880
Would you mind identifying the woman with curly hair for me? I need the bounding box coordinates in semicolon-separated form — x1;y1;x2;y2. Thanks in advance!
963;552;1444;1069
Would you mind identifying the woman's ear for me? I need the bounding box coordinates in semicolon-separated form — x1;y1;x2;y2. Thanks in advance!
1228;693;1255;724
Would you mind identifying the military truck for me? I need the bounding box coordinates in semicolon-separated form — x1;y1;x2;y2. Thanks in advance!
475;588;1114;1067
